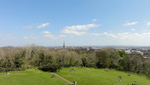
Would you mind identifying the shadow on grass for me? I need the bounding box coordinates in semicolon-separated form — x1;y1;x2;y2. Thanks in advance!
147;76;150;80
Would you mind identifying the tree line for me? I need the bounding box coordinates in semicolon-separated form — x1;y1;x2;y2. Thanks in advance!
0;45;150;76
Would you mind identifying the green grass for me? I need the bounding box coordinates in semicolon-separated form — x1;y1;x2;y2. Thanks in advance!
56;67;150;85
0;69;69;85
0;68;150;85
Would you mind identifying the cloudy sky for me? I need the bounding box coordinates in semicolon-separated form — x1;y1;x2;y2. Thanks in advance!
1;0;150;47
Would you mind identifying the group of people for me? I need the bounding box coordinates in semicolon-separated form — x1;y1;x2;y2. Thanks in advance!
4;73;11;75
104;69;109;72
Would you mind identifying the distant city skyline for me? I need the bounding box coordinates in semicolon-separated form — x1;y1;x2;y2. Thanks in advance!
1;0;150;47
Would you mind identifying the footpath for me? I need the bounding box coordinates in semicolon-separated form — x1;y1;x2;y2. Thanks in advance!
51;73;74;85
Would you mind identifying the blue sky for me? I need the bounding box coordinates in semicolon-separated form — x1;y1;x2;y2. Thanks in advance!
1;0;150;47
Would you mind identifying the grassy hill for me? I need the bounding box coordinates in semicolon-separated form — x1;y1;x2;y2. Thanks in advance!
56;67;150;85
0;68;150;85
0;69;69;85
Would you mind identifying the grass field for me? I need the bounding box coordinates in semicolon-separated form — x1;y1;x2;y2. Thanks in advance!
56;67;150;85
0;68;150;85
0;69;69;85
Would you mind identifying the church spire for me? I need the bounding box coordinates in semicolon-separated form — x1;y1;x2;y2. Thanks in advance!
63;42;65;48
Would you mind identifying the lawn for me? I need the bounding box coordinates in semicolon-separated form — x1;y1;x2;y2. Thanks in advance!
56;67;150;85
0;68;149;85
0;69;69;85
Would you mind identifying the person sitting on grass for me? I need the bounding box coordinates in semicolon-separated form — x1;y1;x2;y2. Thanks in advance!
51;74;56;78
70;69;75;71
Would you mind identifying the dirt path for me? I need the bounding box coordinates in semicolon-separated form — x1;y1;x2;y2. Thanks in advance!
51;73;74;85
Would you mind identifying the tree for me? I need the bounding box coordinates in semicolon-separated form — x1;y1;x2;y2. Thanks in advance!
96;50;111;68
105;48;121;68
82;57;88;67
118;51;125;58
126;53;144;73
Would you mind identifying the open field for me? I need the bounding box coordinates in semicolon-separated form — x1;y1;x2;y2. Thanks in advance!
0;68;150;85
0;69;69;85
56;67;150;85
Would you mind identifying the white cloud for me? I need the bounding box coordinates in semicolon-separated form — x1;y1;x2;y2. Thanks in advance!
123;22;138;26
24;37;28;39
107;34;117;38
103;32;108;35
23;35;39;40
64;24;99;30
23;26;33;29
44;34;54;38
90;33;101;36
36;23;50;28
42;31;66;39
44;34;66;39
142;32;150;35
42;31;51;34
89;32;150;45
102;32;150;41
61;29;86;35
92;19;98;21
131;29;135;31
59;35;67;38
61;24;99;35
147;22;150;26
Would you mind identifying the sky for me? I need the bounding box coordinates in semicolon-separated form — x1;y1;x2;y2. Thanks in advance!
1;0;150;47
